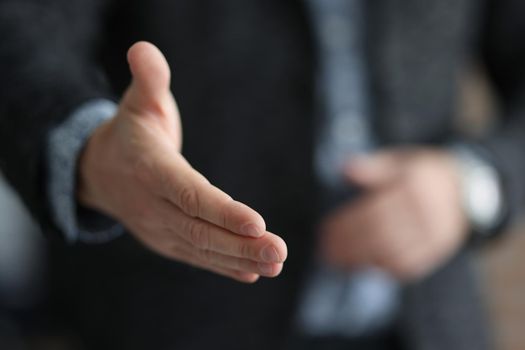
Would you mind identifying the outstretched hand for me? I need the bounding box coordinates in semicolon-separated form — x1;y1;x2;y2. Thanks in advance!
77;42;287;283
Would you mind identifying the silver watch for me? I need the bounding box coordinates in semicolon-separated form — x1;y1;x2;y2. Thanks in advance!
451;145;504;236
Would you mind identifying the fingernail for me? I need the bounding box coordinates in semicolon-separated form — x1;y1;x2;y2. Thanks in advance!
258;262;274;275
241;223;262;237
262;245;280;263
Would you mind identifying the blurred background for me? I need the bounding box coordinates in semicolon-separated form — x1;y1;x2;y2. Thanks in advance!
0;64;524;350
459;63;525;350
0;174;47;350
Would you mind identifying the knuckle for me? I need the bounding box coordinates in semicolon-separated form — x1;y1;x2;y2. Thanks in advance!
232;257;244;271
219;198;233;228
179;185;200;217
188;220;210;250
238;242;252;259
198;248;213;264
157;213;173;231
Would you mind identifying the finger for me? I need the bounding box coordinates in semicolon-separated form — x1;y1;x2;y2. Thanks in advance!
374;238;431;282
158;199;287;263
207;266;261;284
321;199;379;267
366;199;417;256
321;188;406;267
369;209;435;281
386;229;459;282
124;225;267;281
173;238;283;277
153;152;267;238
125;41;173;115
170;244;262;283
344;151;404;189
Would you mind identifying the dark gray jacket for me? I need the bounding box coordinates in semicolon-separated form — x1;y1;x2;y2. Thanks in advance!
1;0;524;349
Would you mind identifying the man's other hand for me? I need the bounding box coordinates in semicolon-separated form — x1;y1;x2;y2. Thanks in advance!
320;148;468;281
77;42;287;283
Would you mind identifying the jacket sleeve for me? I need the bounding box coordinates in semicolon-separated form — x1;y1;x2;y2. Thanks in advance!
0;0;115;237
47;99;124;243
474;0;525;232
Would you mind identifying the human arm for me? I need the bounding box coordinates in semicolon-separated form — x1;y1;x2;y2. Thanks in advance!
318;0;525;281
0;1;287;282
75;42;287;282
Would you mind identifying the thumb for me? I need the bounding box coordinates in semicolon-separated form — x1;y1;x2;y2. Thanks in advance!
124;41;172;115
344;152;402;189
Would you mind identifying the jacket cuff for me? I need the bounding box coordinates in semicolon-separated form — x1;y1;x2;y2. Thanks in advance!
46;99;124;244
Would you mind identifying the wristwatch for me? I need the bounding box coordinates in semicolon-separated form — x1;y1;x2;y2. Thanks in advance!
451;145;505;237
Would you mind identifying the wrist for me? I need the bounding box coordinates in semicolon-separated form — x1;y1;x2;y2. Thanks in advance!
77;119;114;212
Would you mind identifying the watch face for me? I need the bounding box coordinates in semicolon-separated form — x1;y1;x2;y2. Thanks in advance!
464;165;502;233
452;145;504;234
